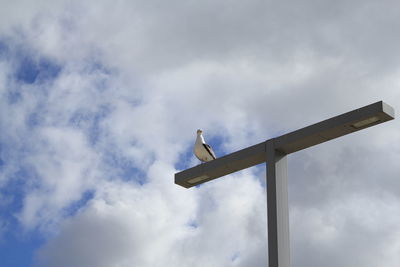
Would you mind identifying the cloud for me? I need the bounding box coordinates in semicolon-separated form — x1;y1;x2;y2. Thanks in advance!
37;165;267;267
291;193;400;267
0;0;399;267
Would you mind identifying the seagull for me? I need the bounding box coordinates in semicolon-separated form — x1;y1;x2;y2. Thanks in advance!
194;129;217;162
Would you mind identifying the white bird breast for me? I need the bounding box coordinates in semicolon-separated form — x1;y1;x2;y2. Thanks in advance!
194;144;214;162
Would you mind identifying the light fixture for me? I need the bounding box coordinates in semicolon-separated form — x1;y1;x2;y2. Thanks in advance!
176;101;394;188
187;175;209;184
352;116;380;129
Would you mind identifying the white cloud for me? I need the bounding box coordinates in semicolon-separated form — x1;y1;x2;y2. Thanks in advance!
291;193;400;267
37;166;267;267
18;127;100;230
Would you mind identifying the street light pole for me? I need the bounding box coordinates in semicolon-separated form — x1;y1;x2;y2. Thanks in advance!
175;101;395;267
266;140;290;267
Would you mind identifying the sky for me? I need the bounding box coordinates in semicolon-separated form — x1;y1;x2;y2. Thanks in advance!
0;0;399;266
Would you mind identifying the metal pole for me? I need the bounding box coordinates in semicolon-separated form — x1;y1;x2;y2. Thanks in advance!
266;140;290;267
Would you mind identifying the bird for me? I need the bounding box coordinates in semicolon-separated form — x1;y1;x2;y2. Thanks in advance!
194;129;216;162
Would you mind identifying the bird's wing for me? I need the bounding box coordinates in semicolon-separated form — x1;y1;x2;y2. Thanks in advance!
203;143;216;159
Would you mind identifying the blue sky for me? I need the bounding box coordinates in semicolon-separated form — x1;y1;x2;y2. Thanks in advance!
0;43;61;266
1;1;400;267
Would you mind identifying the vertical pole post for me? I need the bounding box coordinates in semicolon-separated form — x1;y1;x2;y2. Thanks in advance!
266;140;290;267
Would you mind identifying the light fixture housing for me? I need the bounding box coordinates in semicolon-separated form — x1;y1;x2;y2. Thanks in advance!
175;101;395;188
